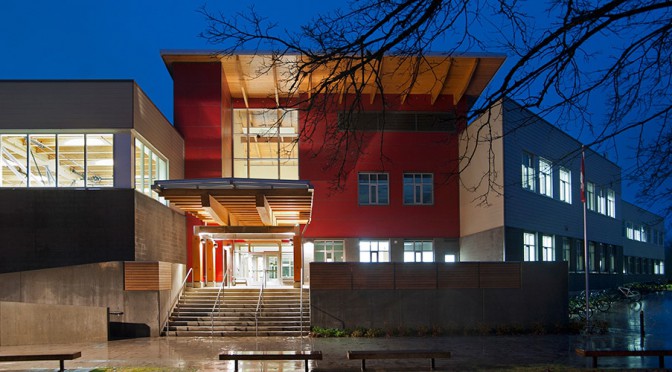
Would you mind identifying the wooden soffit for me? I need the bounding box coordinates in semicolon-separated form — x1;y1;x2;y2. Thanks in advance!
162;51;505;106
152;178;313;227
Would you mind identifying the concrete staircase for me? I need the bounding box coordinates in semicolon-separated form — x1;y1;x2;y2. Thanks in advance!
163;287;310;337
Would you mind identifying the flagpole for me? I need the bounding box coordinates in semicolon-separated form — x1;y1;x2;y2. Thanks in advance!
581;146;591;330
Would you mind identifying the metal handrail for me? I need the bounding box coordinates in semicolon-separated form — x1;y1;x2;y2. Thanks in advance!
210;272;229;336
300;268;305;336
161;267;193;334
254;272;266;337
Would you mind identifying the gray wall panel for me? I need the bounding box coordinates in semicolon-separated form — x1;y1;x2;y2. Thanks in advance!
0;81;133;130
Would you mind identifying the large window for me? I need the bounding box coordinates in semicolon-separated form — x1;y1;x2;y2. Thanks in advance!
358;173;389;205
596;187;606;214
559;167;571;203
586;182;596;211
523;232;537;261
607;189;616;217
314;240;344;262
1;133;113;188
542;235;555;261
539;158;552;197
576;240;585;272
563;237;571;264
403;173;433;205
359;240;390;262
135;138;168;201
403;240;434;262
588;242;596;272
233;109;299;180
521;152;535;191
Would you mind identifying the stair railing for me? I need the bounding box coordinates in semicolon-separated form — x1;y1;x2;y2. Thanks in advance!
300;268;305;336
161;267;193;335
210;272;229;336
254;272;266;337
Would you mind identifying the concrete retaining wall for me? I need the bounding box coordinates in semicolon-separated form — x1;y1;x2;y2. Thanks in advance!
0;301;107;346
310;262;567;331
0;261;186;342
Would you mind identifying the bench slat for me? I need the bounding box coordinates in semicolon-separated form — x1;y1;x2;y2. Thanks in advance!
0;352;82;362
219;350;322;360
576;348;671;368
348;350;451;359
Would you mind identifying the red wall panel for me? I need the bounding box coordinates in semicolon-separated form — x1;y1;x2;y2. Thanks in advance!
172;62;224;179
299;94;462;239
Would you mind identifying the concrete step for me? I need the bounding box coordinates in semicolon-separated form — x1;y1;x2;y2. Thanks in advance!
163;330;308;337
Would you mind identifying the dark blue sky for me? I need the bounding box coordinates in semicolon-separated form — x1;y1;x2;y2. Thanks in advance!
1;1;668;228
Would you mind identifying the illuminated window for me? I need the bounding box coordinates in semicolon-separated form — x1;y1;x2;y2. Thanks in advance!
576;241;585;272
58;134;84;187
559;167;571;203
596;187;606;214
563;238;571;264
403;173;433;205
444;254;456;262
523;232;536;261
521;152;535;191
1;133;113;188
542;235;555;261
135;138;168;202
314;240;344;262
359;173;389;205
607;189;616;217
233;109;298;180
539;158;552;197
359;240;389;262
588;242;596;272
403;240;433;262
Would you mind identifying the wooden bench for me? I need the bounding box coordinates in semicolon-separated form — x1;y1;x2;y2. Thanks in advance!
0;351;81;371
576;347;672;368
347;349;451;371
219;350;322;372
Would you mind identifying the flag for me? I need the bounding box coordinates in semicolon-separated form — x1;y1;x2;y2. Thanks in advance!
580;147;586;203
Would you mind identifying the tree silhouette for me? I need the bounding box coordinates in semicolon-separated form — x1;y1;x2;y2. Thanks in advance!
199;0;672;217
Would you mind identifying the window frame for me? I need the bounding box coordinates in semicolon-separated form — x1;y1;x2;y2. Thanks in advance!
538;158;553;198
402;173;434;205
559;167;572;203
358;172;389;205
359;240;390;263
523;232;537;262
521;152;535;191
403;240;434;262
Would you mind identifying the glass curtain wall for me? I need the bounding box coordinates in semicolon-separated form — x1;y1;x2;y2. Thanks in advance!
1;133;113;188
135;138;168;202
233;109;299;180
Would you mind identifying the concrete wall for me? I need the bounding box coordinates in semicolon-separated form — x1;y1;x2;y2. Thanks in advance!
134;192;186;263
311;262;568;331
0;189;135;273
0;301;107;346
460;227;505;261
0;189;185;274
0;262;186;340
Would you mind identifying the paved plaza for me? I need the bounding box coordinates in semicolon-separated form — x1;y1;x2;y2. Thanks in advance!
0;292;670;371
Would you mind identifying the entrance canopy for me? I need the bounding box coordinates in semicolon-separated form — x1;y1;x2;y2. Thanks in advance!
152;178;314;233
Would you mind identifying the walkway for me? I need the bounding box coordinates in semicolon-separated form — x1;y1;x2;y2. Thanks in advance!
0;292;669;371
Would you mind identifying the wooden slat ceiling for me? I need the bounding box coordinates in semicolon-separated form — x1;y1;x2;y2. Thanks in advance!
162;52;505;106
157;187;313;227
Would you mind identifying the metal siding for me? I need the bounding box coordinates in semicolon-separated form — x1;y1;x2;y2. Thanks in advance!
0;81;133;130
501;99;622;245
133;85;185;180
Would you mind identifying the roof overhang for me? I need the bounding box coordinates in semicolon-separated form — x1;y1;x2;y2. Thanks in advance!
153;178;314;228
161;51;505;107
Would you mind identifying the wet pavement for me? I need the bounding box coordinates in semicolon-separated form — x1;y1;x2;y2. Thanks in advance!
0;291;670;371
